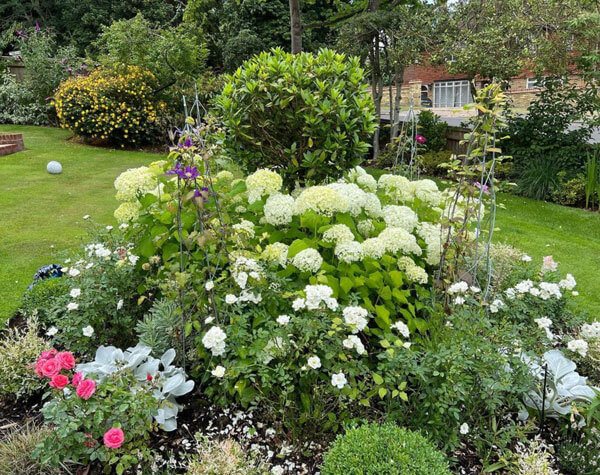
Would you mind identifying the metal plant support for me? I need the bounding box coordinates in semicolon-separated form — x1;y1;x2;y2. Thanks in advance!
392;96;419;179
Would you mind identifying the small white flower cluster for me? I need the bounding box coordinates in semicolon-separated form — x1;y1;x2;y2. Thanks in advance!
334;241;364;263
581;321;600;340
347;166;377;192
567;338;588;357
505;279;562;301
391;320;410;338
489;299;505;313
377;174;443;207
225;290;263;305
291;248;323;273
534;317;554;340
416;222;442;266
232;219;255;238
398;257;428;284
232;257;262;290
378;227;422;256
245;169;283;203
343;306;368;333
343;335;365;355
447;281;480;305
322;224;355;244
85;242;112;259
202;326;227;356
293;284;338;311
360;238;387;259
356;219;374;237
294;186;349;217
541;255;558;274
558;273;576;291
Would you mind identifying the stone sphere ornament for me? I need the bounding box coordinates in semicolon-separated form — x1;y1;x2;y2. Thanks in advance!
47;161;62;174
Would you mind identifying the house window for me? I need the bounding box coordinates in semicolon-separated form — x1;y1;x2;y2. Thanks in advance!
433;80;471;108
526;77;542;89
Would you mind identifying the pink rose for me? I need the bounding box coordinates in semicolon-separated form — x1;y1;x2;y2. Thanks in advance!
76;379;96;399
72;371;83;388
41;358;61;378
55;351;75;370
103;428;124;449
40;349;57;360
49;374;69;389
35;359;45;377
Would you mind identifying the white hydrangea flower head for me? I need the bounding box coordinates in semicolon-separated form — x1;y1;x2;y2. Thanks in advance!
215;170;234;183
383;205;418;232
291;248;323;273
361;238;387;259
114;166;157;202
356;173;378;192
346;165;367;182
377;174;415;203
294;186;349;216
343;306;368;333
448;281;469;294
416;222;442;266
363;193;383;218
404;264;428;284
261;243;289;267
567;338;588;357
327;183;367;217
413;179;442;206
334;241;364;263
264;193;295;226
304;284;336;310
114;201;141;223
245;169;282;203
378;227;422;256
202;326;227;356
322;224;354;244
357;219;375;237
391;321;410;338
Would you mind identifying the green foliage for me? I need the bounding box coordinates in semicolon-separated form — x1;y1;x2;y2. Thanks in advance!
0;74;50;125
34;370;159;473
417;110;447;153
0;424;55;475
135;300;182;358
505;79;598;200
0;318;49;400
585;150;600;209
215;48;377;188
550;173;586;207
54;65;166;146
186;435;268;475
20;277;69;325
38;230;150;356
321;423;450;475
557;431;600;475
418;150;453;176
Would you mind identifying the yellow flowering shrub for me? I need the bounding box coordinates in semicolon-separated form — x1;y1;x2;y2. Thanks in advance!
54;65;166;146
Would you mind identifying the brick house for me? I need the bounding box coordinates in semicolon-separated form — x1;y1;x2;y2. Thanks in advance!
399;62;584;109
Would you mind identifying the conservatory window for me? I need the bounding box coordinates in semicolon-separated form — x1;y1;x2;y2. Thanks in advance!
433;80;471;108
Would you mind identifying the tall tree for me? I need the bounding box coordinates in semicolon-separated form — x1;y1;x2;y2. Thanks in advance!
289;0;303;53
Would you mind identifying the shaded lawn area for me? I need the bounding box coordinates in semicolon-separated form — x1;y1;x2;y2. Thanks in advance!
0;125;163;320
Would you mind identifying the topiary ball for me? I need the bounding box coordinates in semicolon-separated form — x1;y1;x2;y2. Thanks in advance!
46;161;62;174
321;423;451;475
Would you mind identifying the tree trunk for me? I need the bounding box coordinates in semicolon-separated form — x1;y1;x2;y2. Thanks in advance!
368;0;381;159
390;66;404;142
289;0;302;54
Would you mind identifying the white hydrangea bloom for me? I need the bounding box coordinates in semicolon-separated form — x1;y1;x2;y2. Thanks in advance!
334;241;364;263
263;193;295;226
361;238;387;259
294;186;349;216
405;264;428;284
291;248;323;273
378;227;422;256
327;183;367;217
377;174;415;203
538;282;562;300
357;219;374;237
245;169;282;203
356;174;377;192
558;273;576;291
343;306;368;333
346;165;367;182
304;284;337;310
448;281;469;294
261;243;289;267
232;219;255;238
382;205;418;232
322;224;354;244
416;222;442;266
216;170;234;183
114;201;141;223
202;326;227;356
363;193;383;218
413;179;442;206
114;166;157;201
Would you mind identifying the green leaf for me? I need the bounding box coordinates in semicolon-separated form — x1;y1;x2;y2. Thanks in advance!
378;387;387;399
286;239;310;259
138;236;155;258
372;373;384;385
340;276;353;293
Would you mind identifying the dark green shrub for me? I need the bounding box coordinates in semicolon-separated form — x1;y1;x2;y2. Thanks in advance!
516;156;562;200
418;150;453;176
215;48;377;189
557;432;600;475
21;277;70;326
418;110;447;152
321;423;450;475
550;173;586;206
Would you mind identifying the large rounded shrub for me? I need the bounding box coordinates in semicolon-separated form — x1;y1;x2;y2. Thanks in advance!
54;65;166;146
321;423;450;475
215;48;377;188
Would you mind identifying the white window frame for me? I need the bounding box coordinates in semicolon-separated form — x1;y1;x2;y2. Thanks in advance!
526;77;542;89
433;80;471;108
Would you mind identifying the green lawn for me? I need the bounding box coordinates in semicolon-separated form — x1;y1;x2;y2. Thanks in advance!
1;126;599;320
0;125;162;320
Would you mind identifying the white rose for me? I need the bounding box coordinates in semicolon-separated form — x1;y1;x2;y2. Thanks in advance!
70;288;81;298
67;302;78;311
211;365;225;378
331;372;347;389
82;325;94;337
307;356;321;369
276;315;290;326
225;294;237;304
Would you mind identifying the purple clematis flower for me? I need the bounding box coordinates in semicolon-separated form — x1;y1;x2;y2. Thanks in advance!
166;162;183;177
415;134;426;144
184;138;193;148
474;182;490;195
35;22;40;31
182;166;199;180
194;187;210;202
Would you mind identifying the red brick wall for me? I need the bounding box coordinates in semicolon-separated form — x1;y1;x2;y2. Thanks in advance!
403;63;469;84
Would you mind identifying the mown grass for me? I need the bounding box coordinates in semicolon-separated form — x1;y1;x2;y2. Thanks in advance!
0;125;163;320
